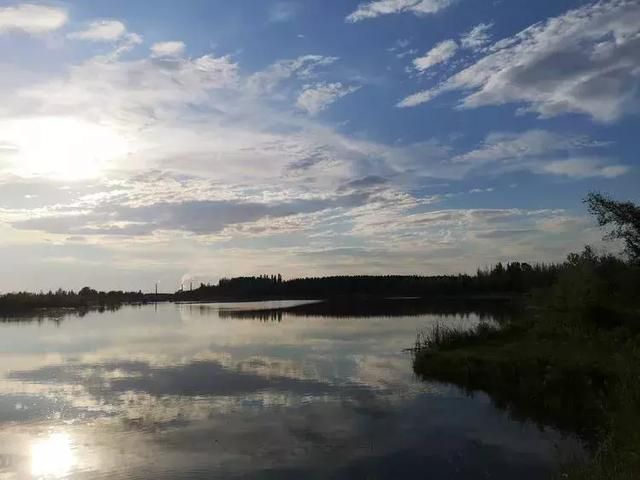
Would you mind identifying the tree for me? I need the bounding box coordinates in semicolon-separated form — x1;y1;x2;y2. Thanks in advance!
585;192;640;262
79;286;97;297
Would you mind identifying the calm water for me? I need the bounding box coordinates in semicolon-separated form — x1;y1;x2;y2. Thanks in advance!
0;301;579;479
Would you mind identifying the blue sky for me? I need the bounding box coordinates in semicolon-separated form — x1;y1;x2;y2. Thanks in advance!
0;0;638;291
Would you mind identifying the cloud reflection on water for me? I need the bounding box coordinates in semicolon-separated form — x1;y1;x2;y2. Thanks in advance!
0;302;580;479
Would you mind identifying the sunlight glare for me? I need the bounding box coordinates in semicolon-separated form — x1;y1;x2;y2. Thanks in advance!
31;432;76;479
2;116;129;180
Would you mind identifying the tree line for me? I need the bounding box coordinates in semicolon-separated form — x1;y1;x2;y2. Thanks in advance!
174;262;564;302
0;287;147;313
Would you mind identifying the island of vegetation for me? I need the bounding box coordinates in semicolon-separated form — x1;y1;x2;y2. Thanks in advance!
0;288;158;316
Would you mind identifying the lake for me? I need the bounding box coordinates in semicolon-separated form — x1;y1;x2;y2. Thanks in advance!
0;300;580;479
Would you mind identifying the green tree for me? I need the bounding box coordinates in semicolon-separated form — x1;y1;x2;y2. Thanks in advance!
585;192;640;262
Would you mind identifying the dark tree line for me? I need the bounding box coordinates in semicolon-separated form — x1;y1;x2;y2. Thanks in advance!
0;288;147;313
174;262;563;301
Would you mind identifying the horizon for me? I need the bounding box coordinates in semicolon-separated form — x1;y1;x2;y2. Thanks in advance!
1;0;639;292
2;261;551;295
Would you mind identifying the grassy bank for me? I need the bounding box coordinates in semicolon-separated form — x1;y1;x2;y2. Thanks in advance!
412;264;640;478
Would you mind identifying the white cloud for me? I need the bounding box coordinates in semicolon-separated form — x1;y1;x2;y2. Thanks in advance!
451;129;629;179
413;39;458;73
3;45;386;190
460;22;492;50
17;53;239;122
68;20;127;42
346;0;454;22
454;130;601;164
67;19;142;62
248;55;338;94
296;82;360;115
106;32;143;60
542;158;630;178
396;88;440;107
398;0;640;122
151;41;186;58
0;3;67;34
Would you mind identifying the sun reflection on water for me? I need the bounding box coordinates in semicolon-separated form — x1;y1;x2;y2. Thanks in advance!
31;432;75;479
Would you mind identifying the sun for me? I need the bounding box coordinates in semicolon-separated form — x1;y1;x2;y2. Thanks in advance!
1;116;129;180
31;432;76;478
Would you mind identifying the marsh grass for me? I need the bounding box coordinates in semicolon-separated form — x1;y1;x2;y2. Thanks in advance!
412;305;640;478
413;321;504;353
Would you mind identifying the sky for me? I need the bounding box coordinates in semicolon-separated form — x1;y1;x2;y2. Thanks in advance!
0;0;639;292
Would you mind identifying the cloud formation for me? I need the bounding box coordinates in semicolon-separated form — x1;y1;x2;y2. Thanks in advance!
399;0;640;121
542;158;629;179
151;41;186;58
346;0;454;22
413;40;458;72
460;23;492;50
454;130;601;165
0;3;67;34
248;55;339;94
296;82;360;115
68;20;127;42
452;129;628;178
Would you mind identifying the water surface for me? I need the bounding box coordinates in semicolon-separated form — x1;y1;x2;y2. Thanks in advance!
0;301;578;479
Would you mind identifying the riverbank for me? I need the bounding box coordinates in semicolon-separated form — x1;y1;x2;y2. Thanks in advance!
412;309;640;478
0;290;170;317
0;290;523;317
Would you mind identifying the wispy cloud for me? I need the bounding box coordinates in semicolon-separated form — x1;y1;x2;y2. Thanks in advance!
413;39;458;73
454;130;601;164
346;0;454;22
248;55;339;94
452;129;628;179
460;22;492;51
296;82;360;115
398;0;640;122
542;158;630;179
268;2;300;23
68;20;127;42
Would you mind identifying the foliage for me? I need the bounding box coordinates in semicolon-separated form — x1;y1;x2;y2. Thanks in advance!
585;192;640;262
175;262;562;301
543;246;640;322
413;322;504;352
0;288;147;313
